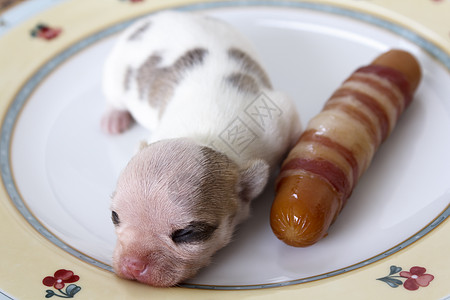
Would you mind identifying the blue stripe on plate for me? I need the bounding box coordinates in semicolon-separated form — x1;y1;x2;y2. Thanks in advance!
0;290;14;300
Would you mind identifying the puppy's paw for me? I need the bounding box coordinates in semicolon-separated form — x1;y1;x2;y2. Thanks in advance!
101;109;134;134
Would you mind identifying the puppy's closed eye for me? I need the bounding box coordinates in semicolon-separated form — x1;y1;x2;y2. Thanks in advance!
112;211;120;226
171;221;217;244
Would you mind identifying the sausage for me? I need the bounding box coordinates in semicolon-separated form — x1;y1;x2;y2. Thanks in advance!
270;49;421;247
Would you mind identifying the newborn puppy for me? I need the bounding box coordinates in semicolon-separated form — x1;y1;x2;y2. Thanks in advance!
102;11;301;287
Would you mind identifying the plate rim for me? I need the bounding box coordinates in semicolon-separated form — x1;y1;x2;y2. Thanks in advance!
1;0;450;292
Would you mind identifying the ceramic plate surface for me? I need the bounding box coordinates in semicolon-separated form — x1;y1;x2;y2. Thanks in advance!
1;0;450;298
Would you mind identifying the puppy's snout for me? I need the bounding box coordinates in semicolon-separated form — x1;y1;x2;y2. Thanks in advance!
120;256;149;280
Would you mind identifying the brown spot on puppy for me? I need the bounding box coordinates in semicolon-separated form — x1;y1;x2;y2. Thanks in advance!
168;145;240;223
228;48;272;90
226;72;260;95
135;48;209;115
135;54;162;100
197;146;240;218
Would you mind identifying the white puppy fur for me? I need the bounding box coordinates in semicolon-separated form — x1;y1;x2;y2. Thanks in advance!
103;10;301;287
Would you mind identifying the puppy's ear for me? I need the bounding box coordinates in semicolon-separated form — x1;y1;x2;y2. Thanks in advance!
238;159;269;202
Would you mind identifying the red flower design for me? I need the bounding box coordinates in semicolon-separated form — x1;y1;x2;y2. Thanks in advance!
399;266;434;291
43;269;80;290
30;24;62;40
38;27;62;40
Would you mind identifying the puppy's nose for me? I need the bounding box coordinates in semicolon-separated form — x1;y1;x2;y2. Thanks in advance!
122;256;148;279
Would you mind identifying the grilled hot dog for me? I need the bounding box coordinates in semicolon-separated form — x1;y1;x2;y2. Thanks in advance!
270;49;421;247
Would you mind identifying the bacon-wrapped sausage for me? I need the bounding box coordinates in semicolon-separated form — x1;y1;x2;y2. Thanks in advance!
270;50;421;247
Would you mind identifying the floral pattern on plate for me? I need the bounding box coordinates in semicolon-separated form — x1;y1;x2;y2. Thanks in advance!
377;265;434;291
30;23;61;40
42;269;81;298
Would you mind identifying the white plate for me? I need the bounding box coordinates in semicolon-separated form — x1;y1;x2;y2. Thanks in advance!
4;3;450;289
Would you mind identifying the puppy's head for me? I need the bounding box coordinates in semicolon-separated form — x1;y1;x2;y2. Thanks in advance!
110;138;268;287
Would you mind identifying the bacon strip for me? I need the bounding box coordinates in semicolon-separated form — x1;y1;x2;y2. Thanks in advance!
278;65;410;200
